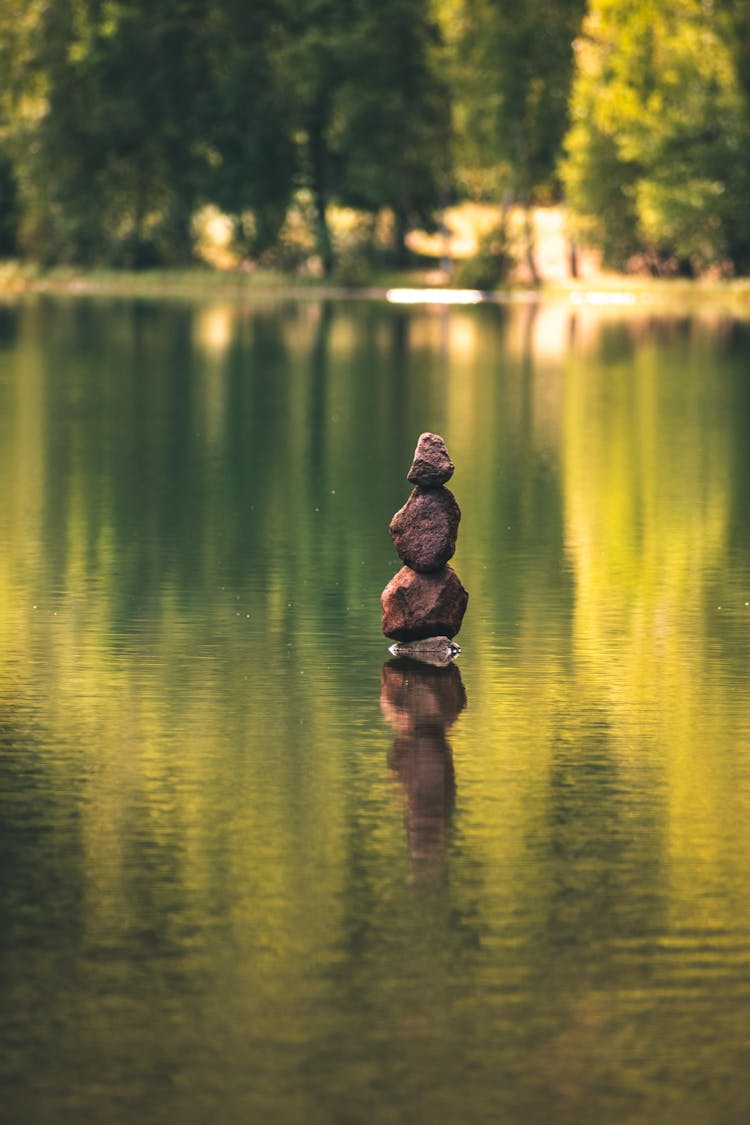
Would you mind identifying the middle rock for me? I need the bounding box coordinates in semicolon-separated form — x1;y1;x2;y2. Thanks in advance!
389;486;461;572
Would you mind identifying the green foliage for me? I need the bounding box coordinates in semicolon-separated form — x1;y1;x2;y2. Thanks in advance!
1;0;217;265
335;0;451;262
3;0;750;275
561;0;750;273
204;0;297;255
440;0;585;281
270;0;450;272
444;0;586;202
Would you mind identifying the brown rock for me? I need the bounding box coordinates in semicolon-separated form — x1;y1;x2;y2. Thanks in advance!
389;486;461;572
407;433;454;487
381;565;469;641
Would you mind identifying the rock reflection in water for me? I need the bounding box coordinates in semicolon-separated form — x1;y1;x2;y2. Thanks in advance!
380;657;466;876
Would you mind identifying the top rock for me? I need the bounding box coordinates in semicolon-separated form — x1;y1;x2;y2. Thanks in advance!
406;432;454;487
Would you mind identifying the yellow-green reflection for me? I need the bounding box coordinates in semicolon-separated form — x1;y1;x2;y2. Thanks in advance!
1;297;750;1124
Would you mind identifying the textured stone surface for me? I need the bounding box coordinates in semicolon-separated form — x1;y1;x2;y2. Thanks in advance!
407;432;454;487
381;565;469;641
389;486;461;572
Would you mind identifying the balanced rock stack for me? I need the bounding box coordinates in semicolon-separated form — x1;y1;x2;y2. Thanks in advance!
381;433;468;646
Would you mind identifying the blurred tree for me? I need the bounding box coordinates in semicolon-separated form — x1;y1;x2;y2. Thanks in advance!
270;0;450;274
444;0;585;281
561;0;750;274
0;3;22;257
336;0;451;266
1;0;215;264
205;0;298;258
0;151;19;256
274;0;349;274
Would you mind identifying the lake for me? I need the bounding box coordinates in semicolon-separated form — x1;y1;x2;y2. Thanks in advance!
1;293;750;1124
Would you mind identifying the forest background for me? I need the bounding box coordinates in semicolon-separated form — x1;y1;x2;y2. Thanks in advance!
2;0;750;287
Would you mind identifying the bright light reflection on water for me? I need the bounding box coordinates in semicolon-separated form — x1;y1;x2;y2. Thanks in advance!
1;296;750;1124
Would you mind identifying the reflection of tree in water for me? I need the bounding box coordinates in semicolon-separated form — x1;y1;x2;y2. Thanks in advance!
380;657;466;877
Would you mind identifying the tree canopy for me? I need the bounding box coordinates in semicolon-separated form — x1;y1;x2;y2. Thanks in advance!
561;0;750;274
1;0;750;276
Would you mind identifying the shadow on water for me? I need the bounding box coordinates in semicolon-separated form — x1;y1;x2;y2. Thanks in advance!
379;657;466;881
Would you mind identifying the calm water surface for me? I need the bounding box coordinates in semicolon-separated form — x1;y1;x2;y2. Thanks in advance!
1;295;750;1123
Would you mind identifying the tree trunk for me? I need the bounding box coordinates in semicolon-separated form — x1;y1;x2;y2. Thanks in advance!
308;110;334;276
393;206;409;268
512;127;540;285
568;237;579;279
523;201;540;285
164;192;194;265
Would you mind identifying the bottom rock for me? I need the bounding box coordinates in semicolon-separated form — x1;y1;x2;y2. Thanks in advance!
381;565;468;641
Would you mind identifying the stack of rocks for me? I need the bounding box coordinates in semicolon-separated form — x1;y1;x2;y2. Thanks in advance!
381;433;468;647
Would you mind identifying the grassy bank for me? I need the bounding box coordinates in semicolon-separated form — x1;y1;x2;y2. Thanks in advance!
0;259;439;301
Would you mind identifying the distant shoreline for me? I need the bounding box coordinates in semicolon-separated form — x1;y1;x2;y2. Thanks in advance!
3;261;750;314
4;203;750;311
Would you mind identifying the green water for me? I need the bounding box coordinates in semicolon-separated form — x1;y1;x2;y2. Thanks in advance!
1;295;750;1124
